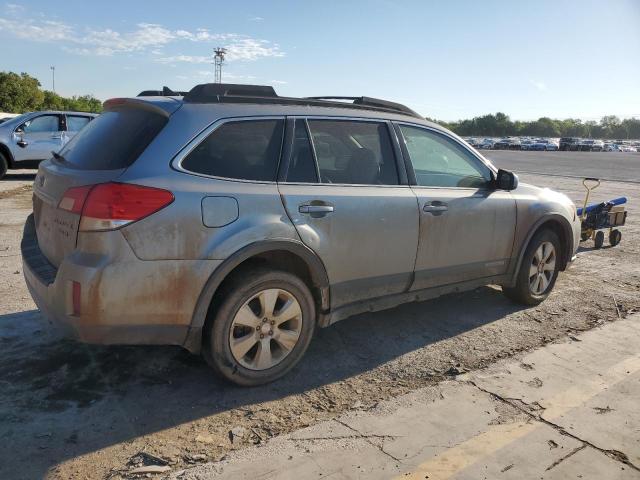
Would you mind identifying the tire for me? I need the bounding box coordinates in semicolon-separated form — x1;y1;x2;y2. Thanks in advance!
503;229;561;305
202;268;316;386
594;231;605;249
0;152;8;180
609;229;621;247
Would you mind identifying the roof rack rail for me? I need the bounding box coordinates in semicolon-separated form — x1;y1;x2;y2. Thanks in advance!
137;86;188;97
182;83;421;118
305;96;418;117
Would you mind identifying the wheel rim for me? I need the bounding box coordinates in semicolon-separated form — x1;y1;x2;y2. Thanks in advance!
529;241;556;295
229;288;303;371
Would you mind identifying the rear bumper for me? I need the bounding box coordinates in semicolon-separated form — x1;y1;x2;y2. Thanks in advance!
22;214;220;350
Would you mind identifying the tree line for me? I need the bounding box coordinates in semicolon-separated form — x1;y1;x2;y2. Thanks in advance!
431;112;640;140
0;71;102;114
2;70;638;139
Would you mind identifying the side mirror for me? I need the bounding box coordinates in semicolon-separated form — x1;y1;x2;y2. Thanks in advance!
495;169;519;190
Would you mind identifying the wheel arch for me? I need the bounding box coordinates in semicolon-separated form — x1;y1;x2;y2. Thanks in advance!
512;214;574;283
183;240;330;353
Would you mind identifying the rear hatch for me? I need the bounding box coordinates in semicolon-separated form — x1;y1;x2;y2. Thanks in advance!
33;99;175;267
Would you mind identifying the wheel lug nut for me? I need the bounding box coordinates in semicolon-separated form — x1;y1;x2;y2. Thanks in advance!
270;320;275;325
255;326;260;331
260;334;264;339
269;330;273;336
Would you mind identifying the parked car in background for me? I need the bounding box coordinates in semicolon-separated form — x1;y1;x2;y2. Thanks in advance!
529;139;559;151
559;137;580;151
494;138;521;150
0;111;97;179
520;139;534;150
577;139;603;152
21;83;581;385
478;138;495;149
604;143;623;152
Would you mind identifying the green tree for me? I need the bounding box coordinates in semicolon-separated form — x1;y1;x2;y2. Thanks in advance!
0;71;45;113
0;71;102;114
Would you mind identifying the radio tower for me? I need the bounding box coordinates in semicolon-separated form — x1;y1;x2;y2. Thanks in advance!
213;47;227;83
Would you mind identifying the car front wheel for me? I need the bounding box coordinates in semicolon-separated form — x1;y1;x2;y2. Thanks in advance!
203;268;316;386
503;229;561;305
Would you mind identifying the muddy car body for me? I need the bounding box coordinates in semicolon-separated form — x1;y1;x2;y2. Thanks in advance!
22;84;581;385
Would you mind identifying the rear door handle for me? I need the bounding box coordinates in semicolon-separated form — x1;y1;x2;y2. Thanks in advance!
299;204;334;216
51;134;62;139
423;202;448;215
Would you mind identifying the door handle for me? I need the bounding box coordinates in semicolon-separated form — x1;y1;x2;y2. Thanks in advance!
298;204;334;216
51;135;63;139
423;201;448;215
17;140;28;148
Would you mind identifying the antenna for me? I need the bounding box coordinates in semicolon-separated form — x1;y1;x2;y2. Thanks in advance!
213;47;227;84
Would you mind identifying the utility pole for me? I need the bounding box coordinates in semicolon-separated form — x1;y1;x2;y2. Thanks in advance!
213;48;227;83
50;66;56;93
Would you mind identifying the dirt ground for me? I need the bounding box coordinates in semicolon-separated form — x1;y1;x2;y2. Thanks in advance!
1;159;639;480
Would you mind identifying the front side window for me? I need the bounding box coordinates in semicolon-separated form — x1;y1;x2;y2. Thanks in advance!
182;119;284;181
399;125;491;188
306;120;399;185
19;115;59;134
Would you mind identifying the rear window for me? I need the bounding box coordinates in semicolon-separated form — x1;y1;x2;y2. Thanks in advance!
181;119;284;181
57;107;167;170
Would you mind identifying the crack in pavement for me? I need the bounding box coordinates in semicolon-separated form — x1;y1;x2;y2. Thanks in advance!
545;444;586;471
465;380;640;472
333;419;405;463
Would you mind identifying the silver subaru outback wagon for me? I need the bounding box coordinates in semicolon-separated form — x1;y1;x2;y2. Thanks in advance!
22;84;581;386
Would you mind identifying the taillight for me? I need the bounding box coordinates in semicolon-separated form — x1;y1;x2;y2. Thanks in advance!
58;186;92;214
58;182;174;231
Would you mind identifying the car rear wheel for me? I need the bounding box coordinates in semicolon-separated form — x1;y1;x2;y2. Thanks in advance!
503;229;561;305
203;268;316;386
0;152;8;180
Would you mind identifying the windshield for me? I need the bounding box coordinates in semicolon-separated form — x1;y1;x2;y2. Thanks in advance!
0;113;32;128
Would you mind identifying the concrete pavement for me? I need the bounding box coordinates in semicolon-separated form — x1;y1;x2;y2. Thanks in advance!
174;315;640;480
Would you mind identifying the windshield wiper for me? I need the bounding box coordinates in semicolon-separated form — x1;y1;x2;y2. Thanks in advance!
51;151;66;163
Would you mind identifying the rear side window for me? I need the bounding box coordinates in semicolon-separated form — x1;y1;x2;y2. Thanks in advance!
66;115;91;132
182;120;284;181
306;120;399;185
58;108;167;170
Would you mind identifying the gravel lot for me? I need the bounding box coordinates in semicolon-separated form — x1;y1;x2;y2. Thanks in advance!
1;153;639;480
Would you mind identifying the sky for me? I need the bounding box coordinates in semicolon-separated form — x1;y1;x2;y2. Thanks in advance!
1;0;639;122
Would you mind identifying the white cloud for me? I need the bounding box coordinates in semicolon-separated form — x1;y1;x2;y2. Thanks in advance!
157;55;211;64
5;3;23;13
0;12;284;61
529;80;547;92
271;79;288;85
249;16;264;22
0;17;72;42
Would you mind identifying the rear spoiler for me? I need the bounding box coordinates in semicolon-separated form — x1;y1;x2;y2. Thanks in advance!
103;97;182;117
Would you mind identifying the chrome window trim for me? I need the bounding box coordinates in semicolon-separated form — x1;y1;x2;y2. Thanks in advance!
279;115;407;188
172;115;286;185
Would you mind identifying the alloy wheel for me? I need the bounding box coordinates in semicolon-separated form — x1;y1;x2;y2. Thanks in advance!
229;288;303;370
529;241;556;295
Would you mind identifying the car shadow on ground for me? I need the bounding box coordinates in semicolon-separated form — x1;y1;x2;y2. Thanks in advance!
0;286;527;479
1;172;36;181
